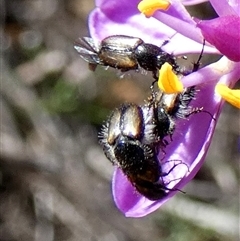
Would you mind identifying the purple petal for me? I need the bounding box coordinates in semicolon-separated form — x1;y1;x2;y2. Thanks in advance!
152;11;214;55
209;0;238;16
197;15;240;61
181;57;240;87
151;1;218;54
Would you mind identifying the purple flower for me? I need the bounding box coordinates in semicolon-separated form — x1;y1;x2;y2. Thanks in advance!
88;0;240;217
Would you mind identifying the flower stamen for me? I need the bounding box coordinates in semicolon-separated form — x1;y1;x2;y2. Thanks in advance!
158;63;184;93
215;84;240;109
138;0;171;18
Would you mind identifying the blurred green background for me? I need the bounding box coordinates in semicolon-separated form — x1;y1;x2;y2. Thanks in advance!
0;0;239;241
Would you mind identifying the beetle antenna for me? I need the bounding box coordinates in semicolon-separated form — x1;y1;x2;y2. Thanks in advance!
192;39;206;72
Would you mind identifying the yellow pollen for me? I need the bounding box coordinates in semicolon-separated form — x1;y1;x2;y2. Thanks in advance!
138;0;171;18
158;63;184;93
215;84;240;109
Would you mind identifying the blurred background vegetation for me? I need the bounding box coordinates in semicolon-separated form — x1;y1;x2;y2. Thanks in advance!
0;0;239;240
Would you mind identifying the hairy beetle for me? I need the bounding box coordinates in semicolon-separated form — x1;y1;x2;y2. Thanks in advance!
98;103;169;200
98;86;197;200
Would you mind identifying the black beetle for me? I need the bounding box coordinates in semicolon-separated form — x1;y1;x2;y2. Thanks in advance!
74;35;179;80
98;86;200;200
98;103;169;200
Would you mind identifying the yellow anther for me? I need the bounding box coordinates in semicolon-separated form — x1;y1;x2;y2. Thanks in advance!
158;63;184;93
138;0;171;18
215;84;240;108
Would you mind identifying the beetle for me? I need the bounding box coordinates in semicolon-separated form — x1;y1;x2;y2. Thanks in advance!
74;35;179;80
98;103;171;200
98;84;202;200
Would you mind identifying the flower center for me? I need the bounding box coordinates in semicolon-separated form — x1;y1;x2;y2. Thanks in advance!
158;63;184;93
138;0;171;18
215;84;240;109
